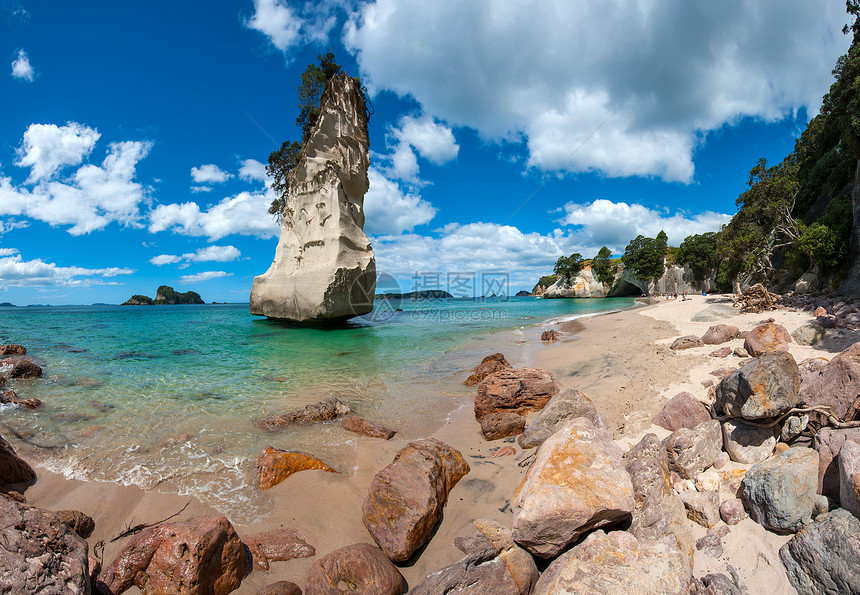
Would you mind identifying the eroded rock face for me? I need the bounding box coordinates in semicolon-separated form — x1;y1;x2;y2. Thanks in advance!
800;342;860;423
474;367;561;421
304;543;405;595
0;495;90;594
518;388;599;449
512;418;633;558
98;516;247;595
250;73;376;323
715;353;800;420
533;531;691;595
362;439;469;562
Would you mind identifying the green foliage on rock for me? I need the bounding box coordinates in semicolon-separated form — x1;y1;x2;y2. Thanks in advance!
154;285;204;305
622;232;667;283
553;253;585;281
591;246;617;286
676;232;721;281
537;274;557;288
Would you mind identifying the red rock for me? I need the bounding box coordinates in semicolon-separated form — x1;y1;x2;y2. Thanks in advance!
670;335;705;350
541;329;562;343
464;353;511;386
243;529;315;571
813;427;860;498
651;392;711;433
0;357;42;379
55;509;95;539
362;439;469;562
98;516;247;595
709;367;736;377
0;389;41;409
304;543;405;595
720;498;746;525
256;448;338;490
709;347;732;358
0;345;25;356
474;367;561;421
814;306;828;317
256;581;302;595
489;446;517;458
480;412;526;440
0;435;35;485
341;415;396;439
800;342;860;423
701;325;740;345
743;322;792;356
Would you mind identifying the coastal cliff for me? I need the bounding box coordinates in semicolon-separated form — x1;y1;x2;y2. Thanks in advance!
250;73;376;323
543;263;715;299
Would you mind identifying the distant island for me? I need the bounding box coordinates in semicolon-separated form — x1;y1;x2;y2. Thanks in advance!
121;285;204;306
375;290;453;300
0;302;15;307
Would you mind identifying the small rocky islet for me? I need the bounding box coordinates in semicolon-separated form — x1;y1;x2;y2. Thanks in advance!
3;289;860;593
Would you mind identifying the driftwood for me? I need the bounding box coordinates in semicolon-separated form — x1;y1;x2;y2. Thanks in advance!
109;500;191;542
735;283;780;313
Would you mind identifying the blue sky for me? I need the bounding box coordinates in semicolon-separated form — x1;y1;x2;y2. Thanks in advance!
0;0;853;304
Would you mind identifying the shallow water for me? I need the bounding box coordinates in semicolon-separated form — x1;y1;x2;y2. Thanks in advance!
0;297;635;521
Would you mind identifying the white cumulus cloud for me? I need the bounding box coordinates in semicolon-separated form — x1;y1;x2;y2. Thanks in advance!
379;115;459;184
239;158;268;182
15;122;100;182
0;251;134;287
245;0;339;52
178;270;231;284
10;49;33;82
149;254;182;266
364;167;436;235
190;164;232;184
345;0;850;183
148;190;279;241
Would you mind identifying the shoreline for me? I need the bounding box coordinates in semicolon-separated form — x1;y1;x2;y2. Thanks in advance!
18;294;831;591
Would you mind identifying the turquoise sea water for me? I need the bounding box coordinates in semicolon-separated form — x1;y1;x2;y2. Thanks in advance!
0;296;636;521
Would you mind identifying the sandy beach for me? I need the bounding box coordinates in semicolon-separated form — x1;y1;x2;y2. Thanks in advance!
20;293;840;592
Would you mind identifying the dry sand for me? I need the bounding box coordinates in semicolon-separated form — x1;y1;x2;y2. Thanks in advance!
24;293;842;593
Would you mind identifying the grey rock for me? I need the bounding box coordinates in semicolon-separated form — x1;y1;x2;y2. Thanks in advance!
714;352;800;420
679;489;720;528
696;531;723;558
691;305;741;323
791;323;826;346
780;414;809;442
532;531;691;595
666;420;722;480
779;508;860;595
733;347;749;358
250;73;376;323
517;388;598;449
258;396;353;430
721;419;777;464
839;439;860;519
742;447;818;534
689;571;745;595
813;427;860;498
813;495;830;517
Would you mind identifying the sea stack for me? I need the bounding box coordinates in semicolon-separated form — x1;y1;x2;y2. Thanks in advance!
250;73;376;323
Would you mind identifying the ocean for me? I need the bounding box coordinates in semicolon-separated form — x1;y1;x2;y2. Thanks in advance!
0;296;636;521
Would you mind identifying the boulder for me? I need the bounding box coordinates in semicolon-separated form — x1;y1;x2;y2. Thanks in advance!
701;325;740;345
98;516;247;595
800;342;860;423
532;530;691;595
651;392;711;433
0;434;36;485
670;335;705;350
341;415;396;439
691;304;740;322
0;495;90;593
410;520;538;595
679;489;720;528
362;439;469;562
258;397;353;431
474;367;561;421
743;322;792;356
814;306;828;317
480;412;526;440
690;572;745;595
256;448;338;490
779;509;860;595
465;353;511;386
719;498;746;525
0;344;25;355
780;414;809;441
304;543;405;595
250;73;376;323
798;356;829;384
55;509;95;539
517;388;599;449
666;420;722;480
709;347;732;358
623;433;692;558
839;439;860;519
695;531;723;558
733;347;749;358
511;418;634;558
0;388;41;409
721;419;777;464
714;353;800;420
0;358;42;379
256;582;302;595
243;529;315;571
541;329;562;343
813;427;860;498
791;323;826;346
741;447;818;534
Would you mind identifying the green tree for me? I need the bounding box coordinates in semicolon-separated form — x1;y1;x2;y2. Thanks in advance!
591;246;616;285
554;253;585;281
622;233;667;282
676;232;721;281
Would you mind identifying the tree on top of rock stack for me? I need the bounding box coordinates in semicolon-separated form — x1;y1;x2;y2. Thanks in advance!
251;53;377;323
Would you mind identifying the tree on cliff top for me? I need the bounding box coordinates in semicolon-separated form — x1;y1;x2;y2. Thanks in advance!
554;253;584;282
591;246;616;285
622;232;667;283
